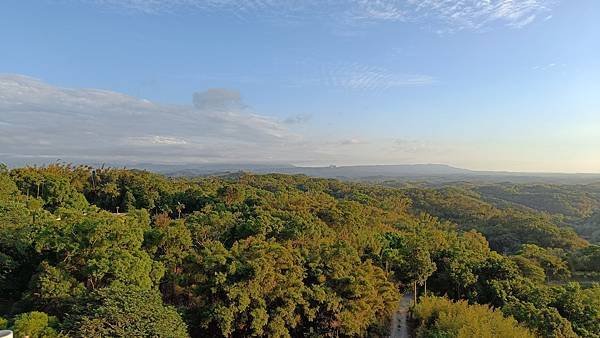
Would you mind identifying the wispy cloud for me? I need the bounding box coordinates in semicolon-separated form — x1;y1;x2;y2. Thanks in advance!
407;0;555;30
314;63;436;90
531;62;565;71
82;0;557;30
348;0;406;22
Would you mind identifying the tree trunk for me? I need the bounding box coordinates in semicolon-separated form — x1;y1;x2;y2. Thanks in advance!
413;282;417;305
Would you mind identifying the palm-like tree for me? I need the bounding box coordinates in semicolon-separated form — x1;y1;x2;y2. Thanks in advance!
176;202;185;219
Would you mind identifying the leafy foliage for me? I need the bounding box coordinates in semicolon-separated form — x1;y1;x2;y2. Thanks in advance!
1;164;599;337
70;283;188;337
413;296;535;338
12;311;64;338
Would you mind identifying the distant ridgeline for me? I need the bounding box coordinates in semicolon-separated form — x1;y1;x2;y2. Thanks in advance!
0;164;599;337
139;163;600;185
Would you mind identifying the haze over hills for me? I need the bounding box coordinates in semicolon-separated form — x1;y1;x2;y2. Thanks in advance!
145;163;470;176
5;159;599;184
134;164;600;184
132;163;600;184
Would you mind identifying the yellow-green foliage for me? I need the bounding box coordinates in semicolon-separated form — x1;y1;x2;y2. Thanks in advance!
2;165;599;337
12;311;62;338
413;296;535;338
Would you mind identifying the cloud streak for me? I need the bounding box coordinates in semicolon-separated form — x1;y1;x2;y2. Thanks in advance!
325;63;436;90
83;0;557;29
299;62;436;90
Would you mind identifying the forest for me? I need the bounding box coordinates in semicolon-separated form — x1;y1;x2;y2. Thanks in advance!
0;164;599;337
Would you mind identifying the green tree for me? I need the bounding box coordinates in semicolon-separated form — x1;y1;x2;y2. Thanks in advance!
10;166;88;212
550;283;600;338
187;238;306;337
502;298;577;338
517;244;571;282
413;296;535;338
71;283;188;337
300;241;399;337
570;245;600;272
12;311;63;338
31;209;164;290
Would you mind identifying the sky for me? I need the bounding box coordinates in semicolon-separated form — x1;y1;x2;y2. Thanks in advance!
0;0;599;172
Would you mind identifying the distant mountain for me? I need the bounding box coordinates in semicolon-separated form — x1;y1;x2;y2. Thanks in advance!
269;164;473;178
136;162;296;175
151;163;600;185
4;158;599;184
151;163;469;178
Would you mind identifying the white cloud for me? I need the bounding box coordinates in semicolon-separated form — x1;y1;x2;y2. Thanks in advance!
82;0;557;30
0;74;307;164
349;0;406;22
532;62;563;71
0;74;451;166
408;0;554;30
8;74;590;172
508;14;536;28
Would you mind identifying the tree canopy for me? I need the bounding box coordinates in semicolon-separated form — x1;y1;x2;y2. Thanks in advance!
1;164;599;337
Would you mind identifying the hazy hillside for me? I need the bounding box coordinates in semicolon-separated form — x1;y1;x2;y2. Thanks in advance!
148;163;600;185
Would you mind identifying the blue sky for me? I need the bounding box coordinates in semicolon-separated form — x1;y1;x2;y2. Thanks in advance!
1;0;599;172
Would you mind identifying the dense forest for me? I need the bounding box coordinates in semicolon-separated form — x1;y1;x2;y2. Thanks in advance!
0;164;599;337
